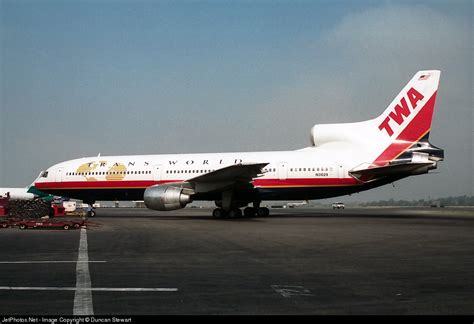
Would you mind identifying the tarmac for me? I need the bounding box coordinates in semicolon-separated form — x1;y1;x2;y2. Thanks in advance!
0;206;473;315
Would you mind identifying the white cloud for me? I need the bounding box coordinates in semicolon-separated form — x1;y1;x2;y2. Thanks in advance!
251;4;472;199
324;5;468;63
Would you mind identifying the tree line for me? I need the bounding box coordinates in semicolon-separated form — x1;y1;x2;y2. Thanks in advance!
359;195;474;207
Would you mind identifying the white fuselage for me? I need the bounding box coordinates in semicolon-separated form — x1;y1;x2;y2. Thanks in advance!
0;188;36;200
34;147;366;203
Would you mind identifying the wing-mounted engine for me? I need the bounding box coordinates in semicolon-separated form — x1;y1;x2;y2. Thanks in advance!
144;184;194;211
143;163;268;212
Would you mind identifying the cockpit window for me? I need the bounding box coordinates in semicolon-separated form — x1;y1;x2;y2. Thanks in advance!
41;171;48;178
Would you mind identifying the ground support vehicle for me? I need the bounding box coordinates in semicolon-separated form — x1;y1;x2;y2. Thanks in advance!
0;218;12;228
16;219;86;230
332;202;345;209
0;195;9;216
0;194;86;230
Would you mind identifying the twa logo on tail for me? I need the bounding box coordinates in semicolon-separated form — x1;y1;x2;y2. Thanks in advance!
378;87;425;137
370;70;440;167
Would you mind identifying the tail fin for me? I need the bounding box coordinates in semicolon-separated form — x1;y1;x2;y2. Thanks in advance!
309;70;442;167
371;70;441;166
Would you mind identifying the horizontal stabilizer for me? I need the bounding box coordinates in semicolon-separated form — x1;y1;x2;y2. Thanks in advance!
349;162;435;183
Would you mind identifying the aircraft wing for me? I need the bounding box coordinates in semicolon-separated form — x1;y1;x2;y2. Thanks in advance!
189;162;268;193
162;163;269;194
190;163;268;183
349;162;435;183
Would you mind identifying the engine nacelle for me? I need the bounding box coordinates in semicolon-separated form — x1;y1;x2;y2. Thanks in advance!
144;185;192;211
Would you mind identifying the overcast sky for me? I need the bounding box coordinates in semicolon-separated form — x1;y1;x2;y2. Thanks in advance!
1;0;472;201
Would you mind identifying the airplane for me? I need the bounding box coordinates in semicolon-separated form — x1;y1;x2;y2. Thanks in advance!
0;185;55;202
0;173;55;200
32;70;444;218
0;187;37;200
285;201;308;208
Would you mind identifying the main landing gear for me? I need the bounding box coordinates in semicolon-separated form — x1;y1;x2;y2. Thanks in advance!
212;206;270;219
213;192;270;219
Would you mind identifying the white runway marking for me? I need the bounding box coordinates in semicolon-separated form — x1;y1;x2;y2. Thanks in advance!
73;228;94;315
1;228;178;313
0;287;178;292
0;261;106;264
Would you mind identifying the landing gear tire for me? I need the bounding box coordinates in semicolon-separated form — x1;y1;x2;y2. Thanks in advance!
88;209;96;218
256;207;270;217
212;208;226;218
243;207;256;218
228;209;242;219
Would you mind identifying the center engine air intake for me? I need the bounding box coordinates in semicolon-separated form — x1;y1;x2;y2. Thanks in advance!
310;122;368;147
144;185;192;211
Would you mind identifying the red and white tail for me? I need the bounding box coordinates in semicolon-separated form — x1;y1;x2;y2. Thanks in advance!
310;70;441;166
371;70;440;166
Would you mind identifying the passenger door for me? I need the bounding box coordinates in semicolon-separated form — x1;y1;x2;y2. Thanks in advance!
55;168;63;182
278;162;288;180
153;165;162;182
337;163;345;179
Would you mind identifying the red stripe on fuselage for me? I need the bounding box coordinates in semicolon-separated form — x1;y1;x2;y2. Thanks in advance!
373;91;437;166
253;178;360;187
35;180;170;190
35;177;361;191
